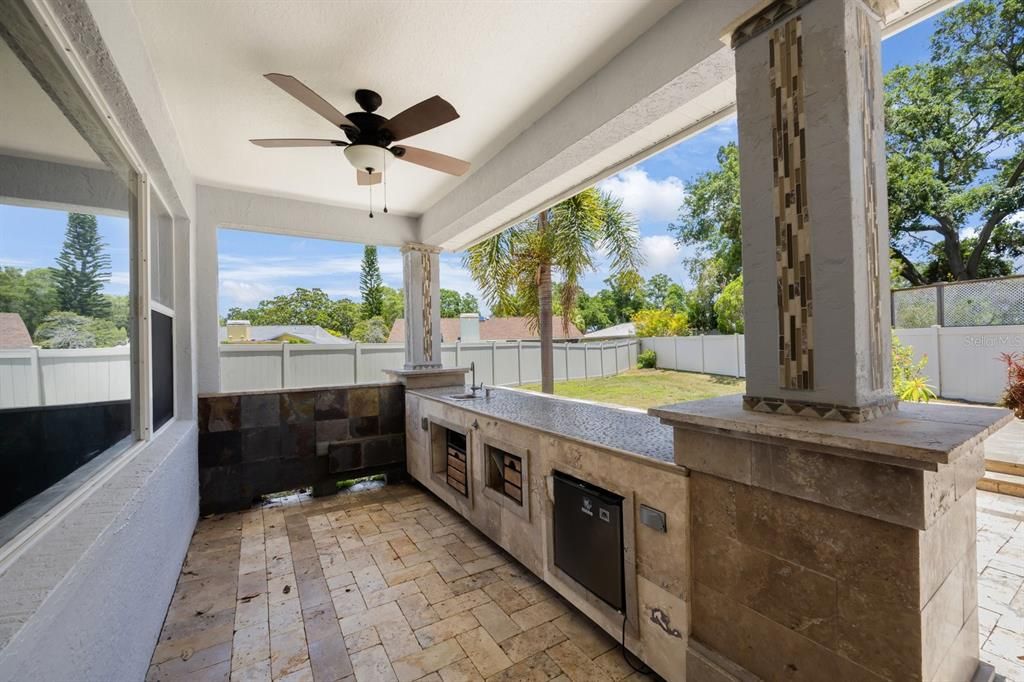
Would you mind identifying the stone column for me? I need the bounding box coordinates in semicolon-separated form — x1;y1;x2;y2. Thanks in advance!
649;2;1015;680
734;0;895;422
400;243;443;369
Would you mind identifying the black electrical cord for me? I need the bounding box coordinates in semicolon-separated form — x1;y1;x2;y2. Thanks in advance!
621;611;653;675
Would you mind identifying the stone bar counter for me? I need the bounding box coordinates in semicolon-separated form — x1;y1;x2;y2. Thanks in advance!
402;385;689;680
652;395;1013;682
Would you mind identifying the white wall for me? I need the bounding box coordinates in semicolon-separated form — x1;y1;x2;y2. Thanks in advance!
0;423;198;682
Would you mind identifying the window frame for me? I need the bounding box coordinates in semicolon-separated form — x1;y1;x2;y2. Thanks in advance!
0;0;180;559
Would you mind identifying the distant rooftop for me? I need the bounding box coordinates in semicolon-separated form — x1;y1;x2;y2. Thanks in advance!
388;316;583;343
0;313;32;349
218;324;349;345
583;321;636;339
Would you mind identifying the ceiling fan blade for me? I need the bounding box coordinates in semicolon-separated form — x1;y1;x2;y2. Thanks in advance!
381;96;459;141
357;170;382;186
263;73;358;130
393;145;470;176
250;138;347;147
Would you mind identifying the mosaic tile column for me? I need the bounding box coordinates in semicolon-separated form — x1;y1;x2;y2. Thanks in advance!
401;243;443;369
733;0;895;421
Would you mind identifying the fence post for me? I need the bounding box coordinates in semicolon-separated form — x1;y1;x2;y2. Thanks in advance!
936;283;945;327
30;347;43;406
932;326;944;397
890;289;896;327
353;343;360;384
456;341;461;368
281;343;290;388
516;341;523;385
564;342;570;380
491;341;497;385
734;334;742;378
699;335;706;373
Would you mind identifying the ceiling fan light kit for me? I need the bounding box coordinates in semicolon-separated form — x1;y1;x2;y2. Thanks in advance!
250;75;471;217
344;144;385;174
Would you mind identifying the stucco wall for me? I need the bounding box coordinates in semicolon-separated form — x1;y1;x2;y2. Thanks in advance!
0;422;198;682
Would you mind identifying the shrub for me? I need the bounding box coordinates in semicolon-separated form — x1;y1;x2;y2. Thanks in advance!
637;349;657;369
892;334;936;402
632;309;689;337
714;275;744;333
998;352;1024;419
34;310;127;348
349;316;390;343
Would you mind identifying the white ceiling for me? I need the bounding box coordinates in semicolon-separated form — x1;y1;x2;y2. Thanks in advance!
0;38;101;167
129;0;680;216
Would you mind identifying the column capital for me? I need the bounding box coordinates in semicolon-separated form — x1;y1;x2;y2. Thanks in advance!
725;0;896;48
400;242;442;255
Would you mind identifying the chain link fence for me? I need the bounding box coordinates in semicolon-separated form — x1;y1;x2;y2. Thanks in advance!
892;275;1024;327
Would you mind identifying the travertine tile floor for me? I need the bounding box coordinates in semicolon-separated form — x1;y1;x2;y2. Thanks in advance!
147;481;655;682
147;480;1024;682
977;490;1024;681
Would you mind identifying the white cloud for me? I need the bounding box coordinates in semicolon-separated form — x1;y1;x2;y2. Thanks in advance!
598;167;686;224
640;235;683;273
220;280;276;308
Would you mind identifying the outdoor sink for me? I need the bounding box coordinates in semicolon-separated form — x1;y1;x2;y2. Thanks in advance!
447;392;479;400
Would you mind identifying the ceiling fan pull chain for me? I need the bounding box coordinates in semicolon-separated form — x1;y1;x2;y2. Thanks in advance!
383;154;389;214
369;184;374;219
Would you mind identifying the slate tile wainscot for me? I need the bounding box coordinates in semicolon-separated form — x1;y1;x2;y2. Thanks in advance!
197;383;406;513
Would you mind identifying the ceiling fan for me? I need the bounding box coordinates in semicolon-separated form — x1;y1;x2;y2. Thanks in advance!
250;74;471;191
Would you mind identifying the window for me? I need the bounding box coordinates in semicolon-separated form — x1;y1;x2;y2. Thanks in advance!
0;5;140;540
150;192;174;430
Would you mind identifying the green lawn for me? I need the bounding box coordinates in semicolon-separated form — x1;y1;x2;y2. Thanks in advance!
519;369;745;411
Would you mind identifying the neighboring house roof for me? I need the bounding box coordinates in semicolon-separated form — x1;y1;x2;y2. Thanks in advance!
218;325;349;344
388;316;583;343
583;322;636;339
0;313;32;349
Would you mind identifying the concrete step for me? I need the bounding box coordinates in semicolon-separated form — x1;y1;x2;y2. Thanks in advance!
985;458;1024;477
978;470;1024;499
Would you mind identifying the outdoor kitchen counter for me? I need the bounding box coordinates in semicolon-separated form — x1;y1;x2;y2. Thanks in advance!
409;385;676;465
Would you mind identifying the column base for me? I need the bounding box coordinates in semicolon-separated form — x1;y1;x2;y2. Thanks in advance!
653;395;1013;682
742;393;899;423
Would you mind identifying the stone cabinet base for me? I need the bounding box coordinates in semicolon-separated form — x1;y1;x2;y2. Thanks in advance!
405;388;690;682
653;395;1012;682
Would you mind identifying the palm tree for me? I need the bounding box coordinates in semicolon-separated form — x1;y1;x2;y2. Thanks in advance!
464;187;642;394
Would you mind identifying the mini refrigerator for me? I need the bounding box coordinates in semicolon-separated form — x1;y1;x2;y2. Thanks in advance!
552;471;625;611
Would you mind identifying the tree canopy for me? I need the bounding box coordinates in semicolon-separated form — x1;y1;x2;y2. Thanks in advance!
52;213;111;318
359;245;385;318
886;0;1024;283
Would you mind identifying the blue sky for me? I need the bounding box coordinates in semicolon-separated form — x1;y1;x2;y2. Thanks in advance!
1;14;942;316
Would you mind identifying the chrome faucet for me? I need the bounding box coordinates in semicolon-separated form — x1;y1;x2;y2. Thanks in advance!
469;361;483;396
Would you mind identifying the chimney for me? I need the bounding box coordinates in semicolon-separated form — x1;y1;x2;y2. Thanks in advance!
459;313;480;341
226;319;251;342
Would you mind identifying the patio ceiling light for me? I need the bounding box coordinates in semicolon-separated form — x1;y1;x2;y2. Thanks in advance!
345;144;385;175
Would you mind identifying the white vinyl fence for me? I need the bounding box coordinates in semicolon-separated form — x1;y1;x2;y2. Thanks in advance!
894;326;1023;404
0;346;131;409
0;340;639;409
641;327;1023;404
640;335;747;378
219;339;640;393
4;327;1018;408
